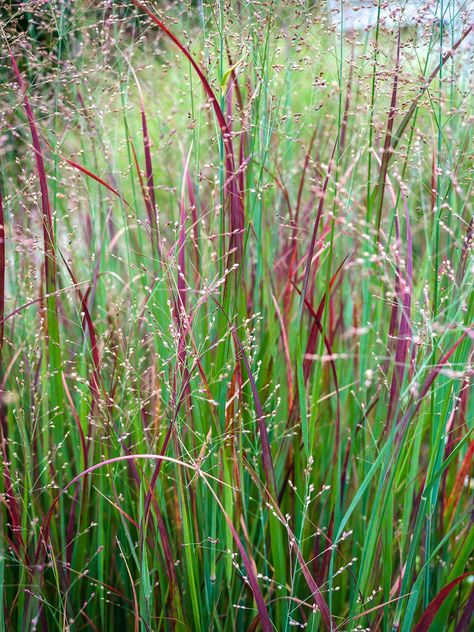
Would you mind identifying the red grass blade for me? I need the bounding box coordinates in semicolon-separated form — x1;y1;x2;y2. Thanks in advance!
40;454;273;632
184;161;200;272
132;70;160;265
374;29;401;236
62;156;130;207
299;139;337;311
0;187;4;366
271;293;293;406
59;254;102;405
295;281;341;459
62;373;88;470
178;147;193;316
128;137;162;263
455;586;474;632
9;51;56;292
244;458;334;630
396;332;470;445
445;440;474;526
204;481;273;632
129;0;245;259
413;572;472;632
288;255;348;430
9;46;63;417
387;191;413;427
231;326;277;494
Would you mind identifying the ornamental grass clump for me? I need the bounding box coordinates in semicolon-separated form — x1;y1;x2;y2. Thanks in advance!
0;1;473;630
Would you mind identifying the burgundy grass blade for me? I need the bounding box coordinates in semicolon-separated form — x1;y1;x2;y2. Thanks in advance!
62;373;88;470
271;293;293;406
231;327;277;494
387;192;413;427
288;255;347;428
141;105;157;225
299;139;337;310
59;254;102;405
244;457;334;631
130;0;245;259
137;87;160;264
62;157;130;207
129;137;162;261
375;29;401;236
280;129;319;317
295;282;341;459
0;187;4;364
9;51;57;297
302;256;348;382
445;440;474;525
455;586;474;632
178;148;193;316
40;454;273;632
396;332;469;446
412;572;471;632
185;162;200;271
204;482;273;632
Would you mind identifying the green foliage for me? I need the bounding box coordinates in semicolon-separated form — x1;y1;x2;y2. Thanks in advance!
0;1;473;631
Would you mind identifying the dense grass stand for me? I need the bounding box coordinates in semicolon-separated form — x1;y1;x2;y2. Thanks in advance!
0;1;473;630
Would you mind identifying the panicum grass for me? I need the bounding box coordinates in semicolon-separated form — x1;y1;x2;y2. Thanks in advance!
0;1;473;630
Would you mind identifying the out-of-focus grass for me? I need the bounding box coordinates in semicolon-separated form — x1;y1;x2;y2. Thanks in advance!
0;1;473;630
